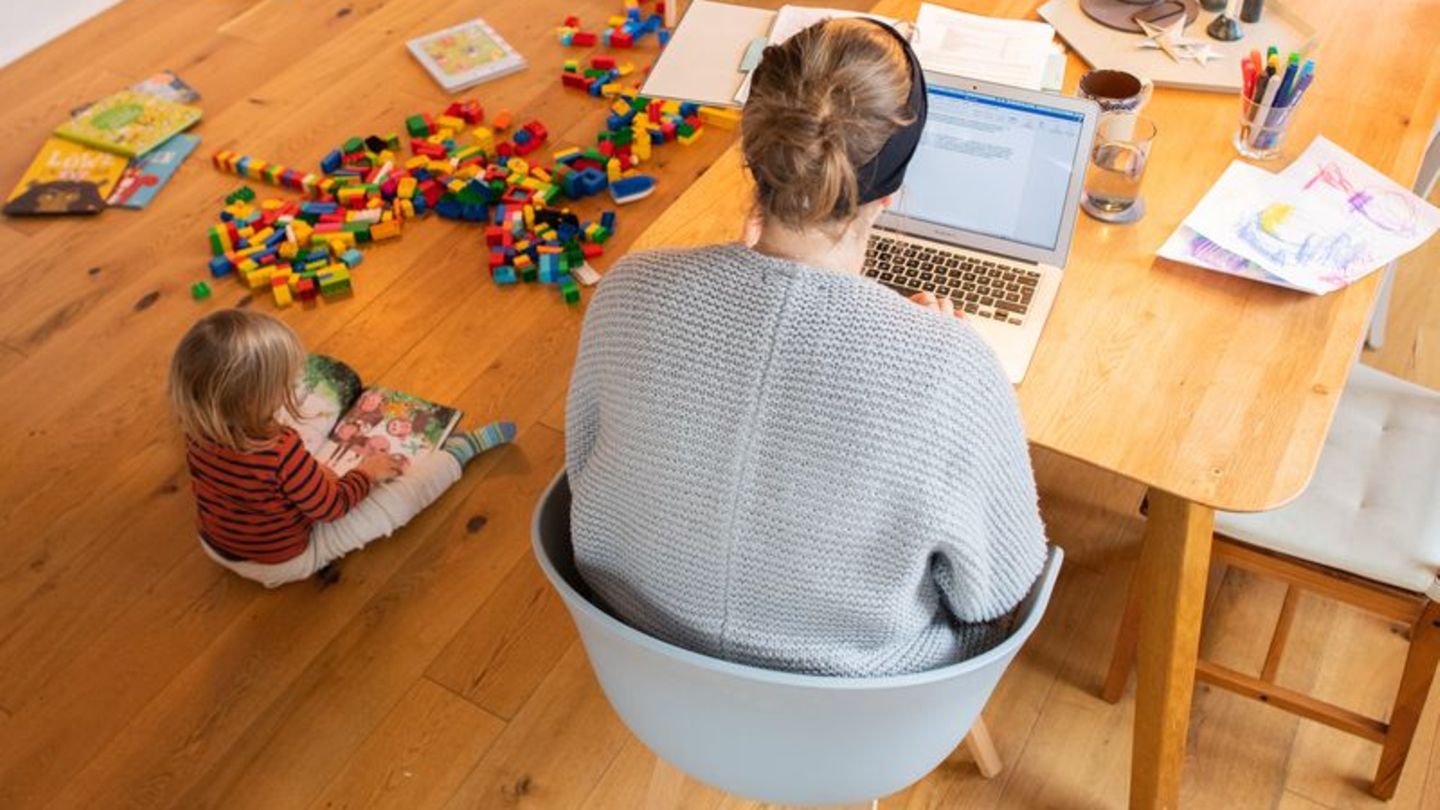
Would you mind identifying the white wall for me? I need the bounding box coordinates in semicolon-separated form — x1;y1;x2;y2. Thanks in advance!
2;0;127;69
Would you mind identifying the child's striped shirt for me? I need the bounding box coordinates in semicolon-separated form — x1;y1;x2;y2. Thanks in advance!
185;429;372;563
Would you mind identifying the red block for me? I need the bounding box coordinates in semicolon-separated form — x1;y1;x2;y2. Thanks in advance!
582;243;604;258
592;55;616;70
562;73;592;90
571;31;597;46
611;31;633;48
564;14;581;27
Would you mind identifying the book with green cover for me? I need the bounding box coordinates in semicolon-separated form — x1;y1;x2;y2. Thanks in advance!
54;90;201;158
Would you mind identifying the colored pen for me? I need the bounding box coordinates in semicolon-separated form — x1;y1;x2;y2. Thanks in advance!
1252;70;1283;148
1273;58;1299;107
1242;56;1257;99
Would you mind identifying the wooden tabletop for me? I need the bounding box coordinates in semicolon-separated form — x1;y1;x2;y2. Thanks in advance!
632;0;1440;512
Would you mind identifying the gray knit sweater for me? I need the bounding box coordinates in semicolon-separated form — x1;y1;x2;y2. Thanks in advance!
565;243;1048;677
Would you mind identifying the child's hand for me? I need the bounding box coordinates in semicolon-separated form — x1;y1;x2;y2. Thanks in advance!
909;291;963;319
356;453;405;483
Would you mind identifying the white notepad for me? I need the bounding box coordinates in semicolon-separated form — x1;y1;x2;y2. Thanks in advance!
641;0;777;107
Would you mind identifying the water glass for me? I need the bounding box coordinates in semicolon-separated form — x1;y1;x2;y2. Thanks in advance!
1081;113;1157;224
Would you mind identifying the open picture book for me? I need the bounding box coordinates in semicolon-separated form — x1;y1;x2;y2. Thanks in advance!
294;355;462;476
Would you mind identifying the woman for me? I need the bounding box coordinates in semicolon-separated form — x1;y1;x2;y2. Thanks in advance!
565;18;1048;677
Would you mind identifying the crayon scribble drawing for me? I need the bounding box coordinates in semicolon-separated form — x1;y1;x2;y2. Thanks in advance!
1301;161;1421;236
1236;201;1374;288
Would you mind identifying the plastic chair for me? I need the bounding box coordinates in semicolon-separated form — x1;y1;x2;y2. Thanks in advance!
532;471;1063;807
1367;116;1440;351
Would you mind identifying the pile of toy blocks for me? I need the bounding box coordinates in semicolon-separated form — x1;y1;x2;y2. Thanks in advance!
201;188;367;308
557;0;671;49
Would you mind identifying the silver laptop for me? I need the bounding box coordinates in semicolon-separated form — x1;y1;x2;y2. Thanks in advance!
864;74;1100;383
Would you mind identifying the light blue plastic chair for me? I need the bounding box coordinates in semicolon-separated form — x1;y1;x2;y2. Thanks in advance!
532;471;1063;807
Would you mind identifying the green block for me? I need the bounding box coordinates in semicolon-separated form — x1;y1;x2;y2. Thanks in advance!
319;277;352;297
385;133;402;150
191;281;211;300
677;122;696;137
343;136;364;154
611;128;633;146
208;228;225;256
520;265;538;283
406;115;429;137
560;280;580;304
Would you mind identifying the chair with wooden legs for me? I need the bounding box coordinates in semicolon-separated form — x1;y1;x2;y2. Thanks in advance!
534;472;1056;807
1103;362;1440;800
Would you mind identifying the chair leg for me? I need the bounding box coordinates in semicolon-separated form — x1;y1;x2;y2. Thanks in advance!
1373;599;1440;799
1261;585;1300;682
965;717;1003;779
1102;563;1143;703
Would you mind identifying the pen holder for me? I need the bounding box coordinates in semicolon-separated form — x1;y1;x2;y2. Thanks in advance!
1235;93;1296;161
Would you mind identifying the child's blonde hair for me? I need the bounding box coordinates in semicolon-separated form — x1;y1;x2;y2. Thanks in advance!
169;310;307;451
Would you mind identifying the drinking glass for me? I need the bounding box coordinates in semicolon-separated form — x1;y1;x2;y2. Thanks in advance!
1081;113;1157;224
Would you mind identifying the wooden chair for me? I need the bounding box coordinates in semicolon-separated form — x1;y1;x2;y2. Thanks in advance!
1102;363;1440;800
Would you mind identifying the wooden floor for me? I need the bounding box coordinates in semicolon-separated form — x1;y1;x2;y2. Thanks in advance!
1;0;1437;808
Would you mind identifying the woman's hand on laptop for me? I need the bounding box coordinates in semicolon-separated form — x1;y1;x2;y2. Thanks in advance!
909;291;963;319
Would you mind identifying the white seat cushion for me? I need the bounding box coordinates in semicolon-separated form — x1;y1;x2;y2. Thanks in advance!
1216;364;1440;594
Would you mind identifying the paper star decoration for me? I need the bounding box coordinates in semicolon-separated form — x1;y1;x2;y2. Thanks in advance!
1136;16;1218;65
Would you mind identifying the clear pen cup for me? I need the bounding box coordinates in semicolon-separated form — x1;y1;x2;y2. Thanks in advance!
1235;94;1297;161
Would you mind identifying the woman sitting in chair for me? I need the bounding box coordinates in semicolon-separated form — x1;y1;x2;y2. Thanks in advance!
565;18;1048;677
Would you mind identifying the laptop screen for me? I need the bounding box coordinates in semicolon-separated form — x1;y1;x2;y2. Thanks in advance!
891;85;1089;253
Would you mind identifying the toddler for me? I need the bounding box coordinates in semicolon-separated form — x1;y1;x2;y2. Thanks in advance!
169;310;514;587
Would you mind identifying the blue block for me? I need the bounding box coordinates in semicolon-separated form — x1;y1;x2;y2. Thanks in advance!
492;266;518;285
576;167;609;197
513;129;533;146
679;102;700;117
339;248;364;269
435;198;463;219
600;210;617;232
658;29;671;46
320;150;342;173
208;256;235;277
301;201;339;216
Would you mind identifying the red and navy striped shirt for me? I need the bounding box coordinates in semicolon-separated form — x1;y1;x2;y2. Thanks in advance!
185;428;372;563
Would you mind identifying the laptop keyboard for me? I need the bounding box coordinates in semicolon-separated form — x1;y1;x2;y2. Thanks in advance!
863;233;1041;325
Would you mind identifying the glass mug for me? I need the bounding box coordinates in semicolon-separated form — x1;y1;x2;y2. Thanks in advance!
1081;112;1158;224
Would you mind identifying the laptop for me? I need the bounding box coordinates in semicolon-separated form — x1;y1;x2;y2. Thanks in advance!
863;73;1100;383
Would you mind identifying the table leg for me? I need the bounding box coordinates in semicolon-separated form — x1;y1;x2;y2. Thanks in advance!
1130;489;1215;809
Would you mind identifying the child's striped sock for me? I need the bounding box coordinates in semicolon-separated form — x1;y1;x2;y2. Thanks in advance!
443;421;517;467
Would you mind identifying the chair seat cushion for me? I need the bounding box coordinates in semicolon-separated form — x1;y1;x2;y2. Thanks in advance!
1216;364;1440;594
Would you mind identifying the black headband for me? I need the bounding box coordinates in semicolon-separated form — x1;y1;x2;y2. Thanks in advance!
854;18;928;205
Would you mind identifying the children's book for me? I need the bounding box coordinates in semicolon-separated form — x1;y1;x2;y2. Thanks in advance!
131;70;202;104
407;17;527;92
54;89;202;158
296;355;462;476
3;137;128;216
108;133;200;209
71;70;203;117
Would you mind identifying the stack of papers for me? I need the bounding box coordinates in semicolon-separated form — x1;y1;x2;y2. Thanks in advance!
912;3;1057;91
1160;137;1440;294
643;2;1061;107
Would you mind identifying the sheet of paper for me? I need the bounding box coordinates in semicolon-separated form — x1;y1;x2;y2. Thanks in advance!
1158;224;1309;292
1168;137;1440;294
912;3;1054;90
641;0;777;107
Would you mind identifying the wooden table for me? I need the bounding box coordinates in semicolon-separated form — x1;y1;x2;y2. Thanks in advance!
631;1;1440;806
